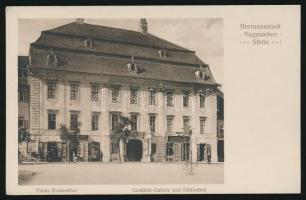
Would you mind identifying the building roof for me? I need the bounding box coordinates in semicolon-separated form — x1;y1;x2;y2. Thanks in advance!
30;21;219;86
46;22;191;52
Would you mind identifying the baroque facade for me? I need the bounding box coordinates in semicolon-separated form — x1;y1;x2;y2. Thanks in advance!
26;19;223;163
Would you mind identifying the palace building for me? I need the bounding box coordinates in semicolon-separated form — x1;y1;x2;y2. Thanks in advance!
26;19;223;163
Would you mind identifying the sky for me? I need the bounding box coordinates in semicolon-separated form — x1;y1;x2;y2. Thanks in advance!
19;18;223;87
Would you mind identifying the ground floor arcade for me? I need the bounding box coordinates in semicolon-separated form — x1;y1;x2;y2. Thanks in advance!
18;134;224;163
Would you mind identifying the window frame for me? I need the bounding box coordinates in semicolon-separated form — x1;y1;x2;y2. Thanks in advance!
91;84;99;101
200;117;206;134
18;116;24;128
111;113;120;130
166;90;174;107
111;87;120;103
47;80;57;99
70;112;79;130
200;94;206;108
183;91;190;108
131;114;138;131
166;115;174;133
48;112;57;130
183;116;191;130
130;88;138;104
70;83;80;101
149;88;156;105
91;113;99;131
149;114;156;133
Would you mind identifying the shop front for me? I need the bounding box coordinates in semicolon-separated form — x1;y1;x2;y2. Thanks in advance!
166;136;190;162
38;139;101;162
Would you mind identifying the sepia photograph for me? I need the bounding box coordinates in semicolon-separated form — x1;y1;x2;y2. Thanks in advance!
17;18;224;185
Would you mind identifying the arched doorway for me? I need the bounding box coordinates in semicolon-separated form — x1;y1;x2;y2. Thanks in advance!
126;139;143;162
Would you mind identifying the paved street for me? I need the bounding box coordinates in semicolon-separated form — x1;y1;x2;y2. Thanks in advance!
19;163;223;185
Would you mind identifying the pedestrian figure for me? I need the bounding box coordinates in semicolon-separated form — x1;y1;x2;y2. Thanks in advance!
73;152;77;164
207;150;211;164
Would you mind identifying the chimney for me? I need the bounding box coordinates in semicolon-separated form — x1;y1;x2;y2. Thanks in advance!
76;18;84;24
140;18;148;34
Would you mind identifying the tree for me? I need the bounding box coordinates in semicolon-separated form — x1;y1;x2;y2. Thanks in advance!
110;116;138;162
18;128;32;160
59;123;81;161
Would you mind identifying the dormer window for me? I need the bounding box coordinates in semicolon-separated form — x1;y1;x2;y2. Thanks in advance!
84;39;93;48
195;66;211;81
127;56;138;74
158;49;168;58
47;48;58;66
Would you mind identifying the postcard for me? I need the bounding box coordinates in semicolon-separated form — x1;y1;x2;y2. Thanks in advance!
6;5;300;194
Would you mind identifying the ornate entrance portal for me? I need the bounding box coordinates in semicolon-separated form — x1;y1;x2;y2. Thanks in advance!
126;139;143;162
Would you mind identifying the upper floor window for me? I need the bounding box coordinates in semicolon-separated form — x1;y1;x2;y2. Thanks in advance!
130;88;138;104
149;88;156;105
47;81;57;99
70;111;79;130
183;116;191;130
48;111;56;130
111;87;119;103
70;83;79;101
19;85;29;102
111;113;120;130
91;85;99;101
149;114;156;133
166;115;174;132
218;124;224;135
200;94;206;108
18;116;24;128
166;90;174;107
183;91;190;108
200;117;206;134
91;112;99;131
18;116;28;129
131;114;138;131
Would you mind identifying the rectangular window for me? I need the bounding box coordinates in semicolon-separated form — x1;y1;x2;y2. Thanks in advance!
130;88;138;104
111;87;119;103
48;112;56;130
166;115;174;132
200;117;206;134
149;88;156;105
92;113;99;131
91;85;99;101
70;83;79;100
200;94;206;108
149;115;156;133
19;85;29;102
70;112;79;130
131;114;138;131
18;116;24;128
166;91;174;107
183;92;189;107
183;116;191;130
111;114;119;130
47;81;57;99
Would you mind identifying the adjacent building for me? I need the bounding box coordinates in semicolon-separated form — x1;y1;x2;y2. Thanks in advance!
26;19;223;163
